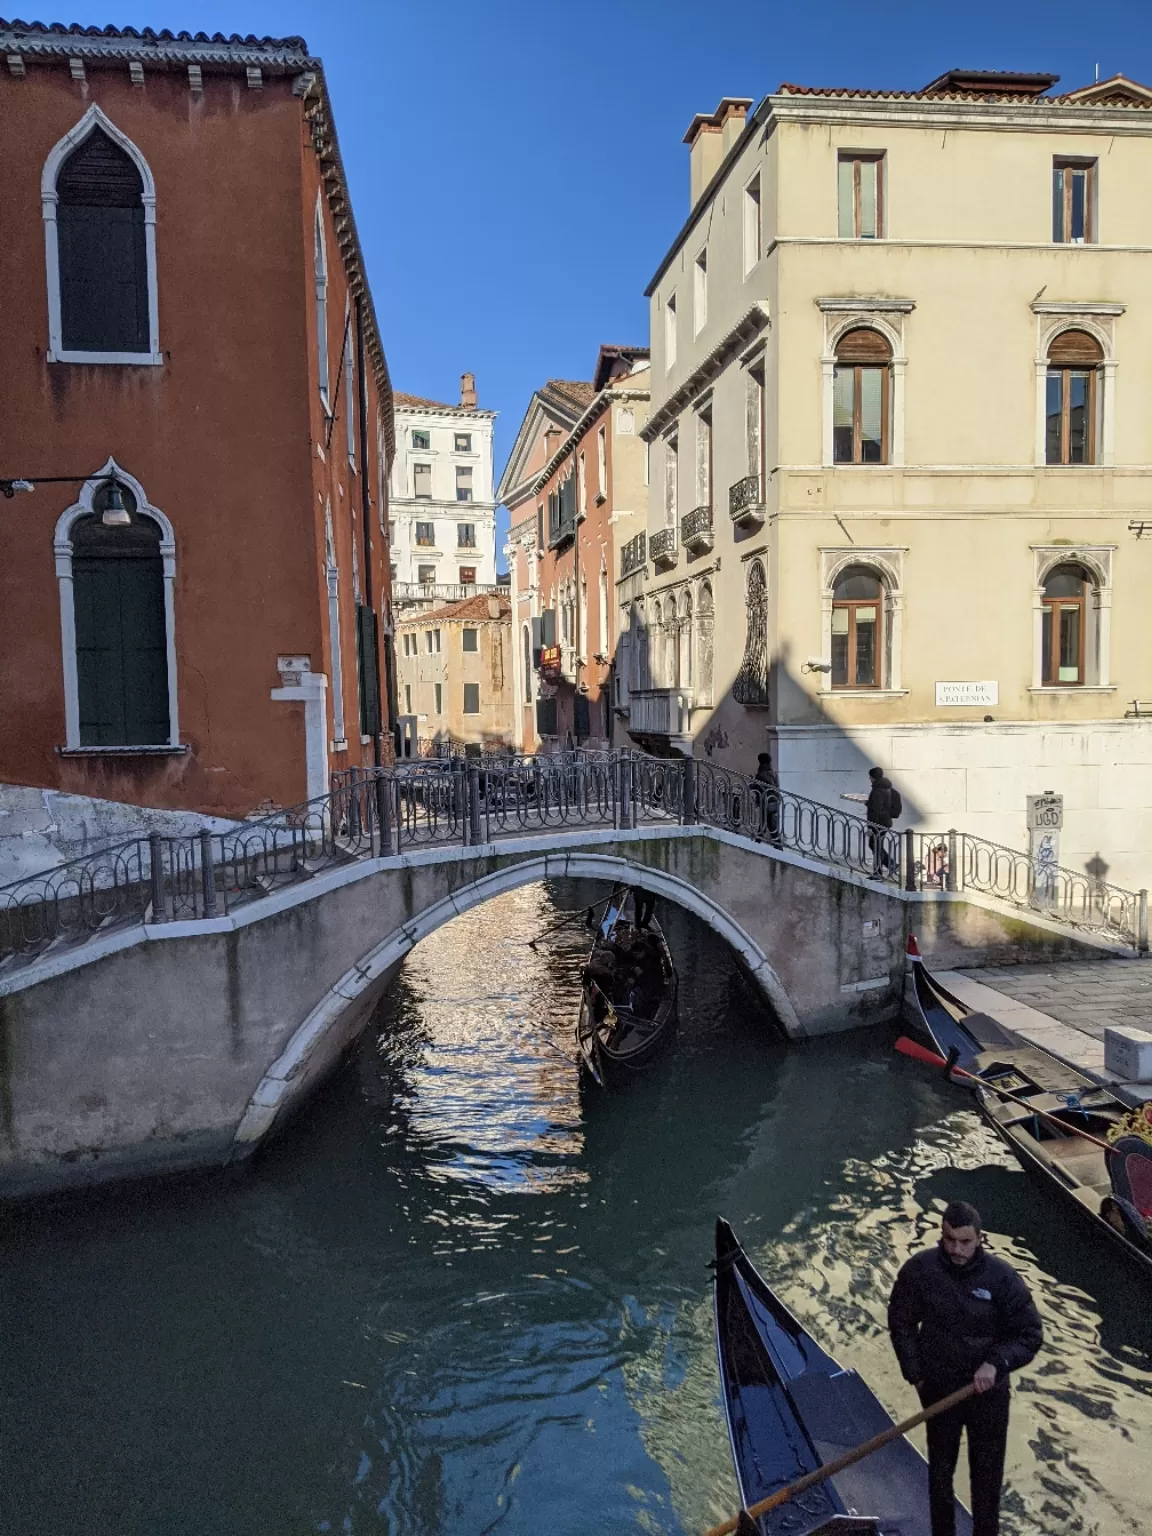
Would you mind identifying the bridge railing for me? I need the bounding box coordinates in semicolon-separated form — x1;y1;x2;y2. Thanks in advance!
0;750;1145;967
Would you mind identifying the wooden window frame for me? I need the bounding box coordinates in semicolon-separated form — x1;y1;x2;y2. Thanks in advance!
1041;587;1087;686
1046;366;1098;465
1053;159;1096;245
834;365;890;465
831;597;883;691
840;153;884;239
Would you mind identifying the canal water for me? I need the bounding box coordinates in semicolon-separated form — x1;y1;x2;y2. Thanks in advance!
3;881;1151;1535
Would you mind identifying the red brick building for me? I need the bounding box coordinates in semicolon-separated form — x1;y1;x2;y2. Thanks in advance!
0;21;396;817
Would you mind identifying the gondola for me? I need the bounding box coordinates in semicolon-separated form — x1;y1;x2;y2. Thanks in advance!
714;1218;969;1536
907;940;1152;1277
575;887;677;1089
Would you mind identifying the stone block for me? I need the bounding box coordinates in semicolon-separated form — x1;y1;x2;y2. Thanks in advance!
1105;1026;1152;1082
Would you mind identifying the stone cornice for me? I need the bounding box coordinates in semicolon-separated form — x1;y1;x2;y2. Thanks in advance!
641;302;771;443
0;22;312;70
816;296;916;313
767;92;1152;135
1031;300;1126;316
532;387;650;494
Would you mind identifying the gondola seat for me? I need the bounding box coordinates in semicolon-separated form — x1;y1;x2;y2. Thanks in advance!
1108;1135;1152;1243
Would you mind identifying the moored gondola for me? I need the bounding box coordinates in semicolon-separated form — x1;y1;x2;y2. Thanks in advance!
713;1218;970;1536
576;887;677;1088
906;939;1152;1277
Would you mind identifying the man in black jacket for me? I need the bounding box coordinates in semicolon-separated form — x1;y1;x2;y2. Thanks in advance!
888;1201;1042;1536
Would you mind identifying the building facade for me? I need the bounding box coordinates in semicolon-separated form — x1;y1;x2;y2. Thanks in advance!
0;21;395;817
501;353;649;752
636;70;1152;887
389;378;497;605
395;592;513;755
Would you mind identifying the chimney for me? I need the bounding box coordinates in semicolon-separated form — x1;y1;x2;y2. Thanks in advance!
683;98;753;208
460;371;477;410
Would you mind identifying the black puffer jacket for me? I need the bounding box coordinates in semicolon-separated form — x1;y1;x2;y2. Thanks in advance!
888;1244;1043;1393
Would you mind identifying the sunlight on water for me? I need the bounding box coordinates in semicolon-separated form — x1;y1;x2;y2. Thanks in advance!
2;879;1151;1536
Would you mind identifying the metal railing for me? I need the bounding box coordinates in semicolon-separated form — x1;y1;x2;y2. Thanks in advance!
650;526;679;567
620;532;646;577
729;474;764;521
0;751;1144;968
681;503;714;551
392;582;499;604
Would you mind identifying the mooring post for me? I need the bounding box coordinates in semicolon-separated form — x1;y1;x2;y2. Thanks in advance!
1139;889;1149;955
947;829;960;893
618;754;633;831
148;833;167;923
375;770;393;857
467;761;482;846
199;829;218;918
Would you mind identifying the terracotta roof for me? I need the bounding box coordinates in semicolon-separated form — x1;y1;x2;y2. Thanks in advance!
0;18;310;62
540;380;596;412
397;593;511;625
593;344;650;392
394;391;458;411
778;73;1152;107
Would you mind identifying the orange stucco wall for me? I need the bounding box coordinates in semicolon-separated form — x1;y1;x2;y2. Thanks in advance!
0;61;391;815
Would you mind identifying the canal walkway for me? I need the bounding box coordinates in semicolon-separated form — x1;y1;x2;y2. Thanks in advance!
937;959;1152;1104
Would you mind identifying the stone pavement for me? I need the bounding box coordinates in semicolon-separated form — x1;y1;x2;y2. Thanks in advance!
935;958;1152;1104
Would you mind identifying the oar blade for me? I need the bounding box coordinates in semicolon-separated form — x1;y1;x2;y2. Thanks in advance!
894;1035;947;1069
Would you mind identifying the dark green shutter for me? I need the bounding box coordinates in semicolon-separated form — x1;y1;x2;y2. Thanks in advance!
573;694;590;740
57;129;149;353
73;516;168;745
356;604;382;736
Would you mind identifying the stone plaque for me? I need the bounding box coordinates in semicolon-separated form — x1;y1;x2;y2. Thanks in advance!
935;681;998;707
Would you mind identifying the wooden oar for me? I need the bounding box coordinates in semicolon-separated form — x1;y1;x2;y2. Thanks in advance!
895;1036;1115;1154
703;1381;977;1536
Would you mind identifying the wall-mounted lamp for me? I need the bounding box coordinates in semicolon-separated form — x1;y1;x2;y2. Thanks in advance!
802;657;833;675
100;481;131;527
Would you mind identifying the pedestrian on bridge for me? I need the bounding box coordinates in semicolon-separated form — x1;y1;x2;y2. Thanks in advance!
887;1201;1043;1536
843;766;900;873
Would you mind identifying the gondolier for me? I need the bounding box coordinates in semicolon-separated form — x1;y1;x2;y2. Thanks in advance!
888;1202;1042;1536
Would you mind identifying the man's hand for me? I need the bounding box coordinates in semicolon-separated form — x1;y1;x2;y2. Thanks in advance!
973;1363;998;1394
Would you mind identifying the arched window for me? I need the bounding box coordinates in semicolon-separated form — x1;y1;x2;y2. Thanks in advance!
677;591;693;689
831;565;883;690
1041;563;1092;685
1046;330;1103;465
650;599;664;687
43;108;158;363
733;560;770;706
696;582;714;706
833;328;891;464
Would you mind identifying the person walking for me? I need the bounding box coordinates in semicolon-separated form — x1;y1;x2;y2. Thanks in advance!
843;765;898;873
888;1201;1043;1536
751;751;782;846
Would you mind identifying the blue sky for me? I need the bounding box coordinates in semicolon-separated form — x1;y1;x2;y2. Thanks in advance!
54;1;1152;562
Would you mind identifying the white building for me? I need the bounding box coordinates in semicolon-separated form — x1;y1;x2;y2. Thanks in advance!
389;374;498;603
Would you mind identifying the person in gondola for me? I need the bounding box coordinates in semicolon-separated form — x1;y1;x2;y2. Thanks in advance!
632;886;655;929
887;1201;1042;1536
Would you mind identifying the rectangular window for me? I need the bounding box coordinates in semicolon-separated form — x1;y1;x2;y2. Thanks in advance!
356;603;381;736
833;366;889;464
345;321;356;465
1053;160;1096;243
387;519;396;545
746;367;765;484
743;175;762;274
404;683;412;713
837;153;884;239
665;293;677;370
459;565;477;584
463;682;480;714
831;603;880;689
417;564;436;584
412;430;431;450
696;410;712;506
1042;596;1085;685
413;463;432;499
578;451;587;514
456;466;473;502
664;436;678;526
694;248;708;334
434;682;443;713
457;523;476;547
454;432;472;452
596;425;607;499
462;628;479;653
415;521;435;546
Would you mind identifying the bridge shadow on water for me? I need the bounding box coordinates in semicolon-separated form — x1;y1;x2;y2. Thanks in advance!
3;879;1150;1536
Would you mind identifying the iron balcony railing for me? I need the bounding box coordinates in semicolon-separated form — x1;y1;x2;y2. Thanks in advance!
681;503;714;552
649;526;679;567
620;532;647;577
0;751;1145;969
729;474;764;524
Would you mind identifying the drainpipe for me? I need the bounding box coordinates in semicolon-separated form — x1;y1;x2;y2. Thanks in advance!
355;294;383;768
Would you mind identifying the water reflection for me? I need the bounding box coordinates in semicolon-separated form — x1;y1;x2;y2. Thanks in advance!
1;880;1150;1535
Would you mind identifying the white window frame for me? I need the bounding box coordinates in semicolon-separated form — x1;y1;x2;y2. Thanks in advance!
597;425;607;499
664;433;678;527
693;247;708;335
42;104;162;366
578;450;587;515
817;547;907;696
1030;544;1115;691
315;197;331;415
819;303;910;468
344;304;356;468
53;458;179;748
1032;308;1121;468
324;501;347;748
665;292;677;371
743;172;762;277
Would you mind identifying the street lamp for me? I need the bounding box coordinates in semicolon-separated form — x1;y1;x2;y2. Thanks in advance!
0;473;131;525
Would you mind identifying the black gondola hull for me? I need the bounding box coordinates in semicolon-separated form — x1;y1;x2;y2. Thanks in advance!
576;900;678;1090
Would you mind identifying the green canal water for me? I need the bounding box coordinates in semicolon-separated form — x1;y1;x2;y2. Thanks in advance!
3;881;1151;1534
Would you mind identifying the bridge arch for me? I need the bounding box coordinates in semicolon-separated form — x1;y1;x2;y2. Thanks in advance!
232;851;802;1157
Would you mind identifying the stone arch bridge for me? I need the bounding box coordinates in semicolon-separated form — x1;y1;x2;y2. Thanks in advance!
0;754;1136;1198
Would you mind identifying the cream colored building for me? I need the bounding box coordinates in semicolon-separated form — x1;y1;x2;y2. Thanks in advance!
632;68;1152;888
395;592;512;754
